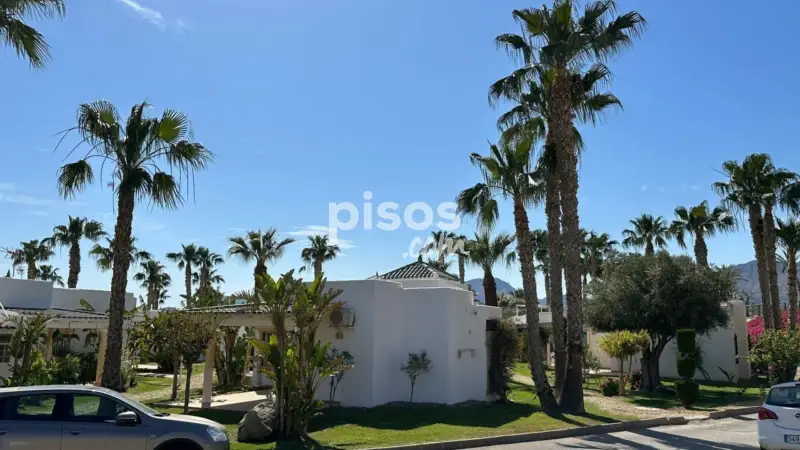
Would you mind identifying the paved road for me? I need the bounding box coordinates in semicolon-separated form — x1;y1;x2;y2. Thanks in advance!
478;414;759;449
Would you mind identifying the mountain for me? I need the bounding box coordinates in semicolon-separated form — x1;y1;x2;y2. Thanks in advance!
733;260;791;304
467;277;516;303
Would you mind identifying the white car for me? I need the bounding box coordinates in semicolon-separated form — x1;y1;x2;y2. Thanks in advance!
759;382;800;449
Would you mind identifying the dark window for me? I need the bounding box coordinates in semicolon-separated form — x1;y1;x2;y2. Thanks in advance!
67;394;130;422
1;394;59;421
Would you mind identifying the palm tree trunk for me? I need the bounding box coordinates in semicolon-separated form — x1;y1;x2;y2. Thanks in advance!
26;258;37;280
645;241;655;256
764;203;782;327
184;264;193;308
199;266;209;299
437;251;445;267
552;66;584;413
512;198;558;410
314;259;323;279
590;255;598;280
694;232;709;268
102;191;135;391
545;171;567;396
458;254;466;283
789;249;797;330
749;206;773;329
254;262;266;293
68;241;80;288
483;270;498;307
147;286;156;311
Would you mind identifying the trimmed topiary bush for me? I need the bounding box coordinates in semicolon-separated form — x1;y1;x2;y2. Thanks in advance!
600;378;620;397
674;379;700;407
675;328;699;407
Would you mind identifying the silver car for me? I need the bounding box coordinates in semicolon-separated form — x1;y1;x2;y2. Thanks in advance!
0;385;229;450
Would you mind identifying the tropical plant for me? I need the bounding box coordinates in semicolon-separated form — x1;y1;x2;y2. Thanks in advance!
133;259;171;310
401;351;433;403
777;217;800;330
488;319;522;402
228;229;295;293
6;314;48;386
0;0;65;68
36;264;64;287
421;230;457;268
44;216;106;288
194;246;225;299
670;201;735;267
327;348;355;404
425;257;452;272
714;154;799;330
455;136;557;409
89;236;151;272
622;214;669;256
584;231;617;279
301;235;340;279
166;244;201;307
57;100;212;391
6;239;53;280
597;330;648;395
464;232;516;307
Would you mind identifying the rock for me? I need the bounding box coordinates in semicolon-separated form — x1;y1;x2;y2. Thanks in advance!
237;401;277;443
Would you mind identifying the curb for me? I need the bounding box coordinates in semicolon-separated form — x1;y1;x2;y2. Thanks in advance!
363;416;688;450
707;406;761;420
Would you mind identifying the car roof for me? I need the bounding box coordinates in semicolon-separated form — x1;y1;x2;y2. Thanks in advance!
0;385;116;396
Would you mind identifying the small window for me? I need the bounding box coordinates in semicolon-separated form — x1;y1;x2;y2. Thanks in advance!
0;335;12;363
70;394;130;422
15;394;57;419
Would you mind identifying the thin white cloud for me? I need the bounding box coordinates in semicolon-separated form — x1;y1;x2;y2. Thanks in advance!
287;225;357;250
117;0;165;28
640;184;648;192
0;192;55;206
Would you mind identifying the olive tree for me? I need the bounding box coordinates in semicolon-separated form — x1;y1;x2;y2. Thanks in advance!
586;253;732;392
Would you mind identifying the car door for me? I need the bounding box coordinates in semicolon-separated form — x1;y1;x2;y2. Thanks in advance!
59;393;147;450
0;393;63;450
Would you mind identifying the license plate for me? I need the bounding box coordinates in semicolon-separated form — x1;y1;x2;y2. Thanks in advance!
786;435;800;443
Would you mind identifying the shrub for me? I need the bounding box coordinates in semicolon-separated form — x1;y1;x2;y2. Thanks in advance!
628;370;642;391
488;319;522;401
598;330;649;395
401;351;433;403
77;353;97;383
600;378;620;397
750;329;800;385
49;355;82;384
674;379;700;407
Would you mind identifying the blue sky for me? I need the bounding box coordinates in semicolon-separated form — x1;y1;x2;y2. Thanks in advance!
1;0;799;307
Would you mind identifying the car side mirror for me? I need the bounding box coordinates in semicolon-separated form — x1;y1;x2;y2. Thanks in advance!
114;411;139;426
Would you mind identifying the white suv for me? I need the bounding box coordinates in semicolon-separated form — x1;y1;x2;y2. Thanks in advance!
759;382;800;449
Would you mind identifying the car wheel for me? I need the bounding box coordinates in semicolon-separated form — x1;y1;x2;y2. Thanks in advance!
155;439;203;450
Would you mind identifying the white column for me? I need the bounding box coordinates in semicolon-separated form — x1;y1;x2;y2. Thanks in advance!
95;331;108;385
201;339;215;408
44;329;54;361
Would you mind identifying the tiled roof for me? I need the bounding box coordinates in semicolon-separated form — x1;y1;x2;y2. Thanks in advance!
184;304;269;314
374;260;460;282
5;307;109;320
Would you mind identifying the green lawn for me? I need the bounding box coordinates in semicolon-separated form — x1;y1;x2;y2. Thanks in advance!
128;375;174;395
622;379;765;411
153;383;632;450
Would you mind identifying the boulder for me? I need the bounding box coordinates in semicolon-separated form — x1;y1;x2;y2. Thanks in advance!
237;400;277;443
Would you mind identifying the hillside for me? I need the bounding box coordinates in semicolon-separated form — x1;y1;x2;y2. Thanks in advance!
467;277;516;303
733;260;790;304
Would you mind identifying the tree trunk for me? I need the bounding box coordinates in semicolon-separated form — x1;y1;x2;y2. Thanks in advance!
764;203;782;328
749;206;773;329
458;254;465;283
254;262;266;294
184;264;193;308
790;249;797;330
171;356;180;400
590;255;598;280
184;359;193;414
645;241;655;256
198;266;209;299
26;258;37;280
639;339;668;392
693;232;709;268
68;241;80;288
102;191;135;391
146;286;156;311
513;198;558;410
552;66;584;413
544;161;567;397
313;259;323;280
483;271;498;307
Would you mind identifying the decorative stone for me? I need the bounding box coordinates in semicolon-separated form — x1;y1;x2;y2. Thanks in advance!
237;400;277;443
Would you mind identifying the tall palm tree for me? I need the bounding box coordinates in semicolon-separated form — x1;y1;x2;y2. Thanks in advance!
133;259;171;311
421;230;457;267
44;216;106;288
584;231;617;279
57;100;211;391
622;214;670;256
89;236;151;272
36;264;64;287
714;154;798;329
456;136;557;409
0;0;65;69
300;235;340;279
777;218;800;330
228;229;295;292
194;246;225;299
193;268;224;289
166;244;200;306
10;239;54;279
425;257;453;272
670;201;735;268
452;234;468;283
465;232;516;308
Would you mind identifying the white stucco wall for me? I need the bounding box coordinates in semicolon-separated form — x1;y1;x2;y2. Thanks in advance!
0;278;53;309
51;288;136;312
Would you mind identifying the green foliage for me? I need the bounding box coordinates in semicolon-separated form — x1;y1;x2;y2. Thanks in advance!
488;319;522;401
750;329;800;385
214;327;252;388
676;355;696;379
6;314;48;386
597;330;648;394
327;347;355;404
674;379;700;407
401;351;433;403
48;354;82;384
600;378;620;397
676;329;696;353
628;370;643;391
77;352;97;383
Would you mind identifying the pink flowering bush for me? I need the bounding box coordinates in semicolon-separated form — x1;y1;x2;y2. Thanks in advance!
748;309;800;342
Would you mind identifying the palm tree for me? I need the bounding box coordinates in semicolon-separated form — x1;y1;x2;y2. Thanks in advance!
421;230;457;267
670;201;735;268
89;236;151;272
425;257;453;273
36;265;64;287
777;218;800;330
133;259;171;311
44;216;106;288
453;234;468;283
194;246;225;299
193;267;225;289
9;240;54;279
622;214;670;256
1;0;65;69
464;232;516;308
57;100;211;391
228;229;295;292
714;154;799;329
166;244;202;305
300;235;340;279
584;231;617;279
456;136;557;409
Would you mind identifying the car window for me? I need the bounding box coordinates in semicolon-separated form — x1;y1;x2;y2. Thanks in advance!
13;394;58;420
767;386;800;406
69;394;130;422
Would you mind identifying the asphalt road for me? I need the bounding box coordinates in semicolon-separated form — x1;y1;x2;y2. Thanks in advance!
477;414;759;449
